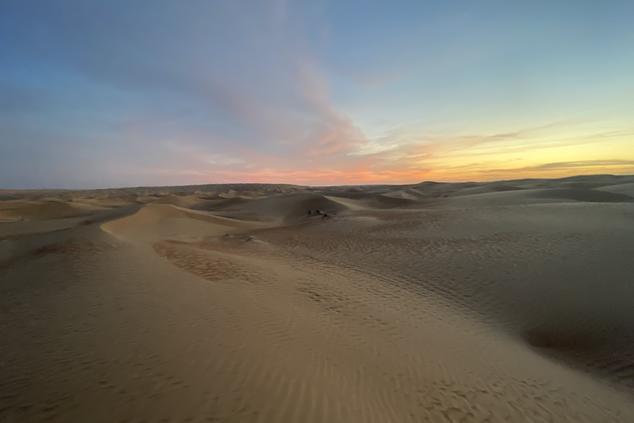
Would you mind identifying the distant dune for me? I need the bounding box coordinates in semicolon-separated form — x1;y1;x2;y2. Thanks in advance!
1;174;634;422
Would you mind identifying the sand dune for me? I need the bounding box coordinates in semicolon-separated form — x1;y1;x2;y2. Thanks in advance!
102;203;263;243
598;181;634;197
0;199;103;222
1;175;634;422
203;192;350;222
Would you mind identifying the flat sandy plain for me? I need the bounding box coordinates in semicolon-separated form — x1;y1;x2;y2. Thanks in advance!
1;174;634;422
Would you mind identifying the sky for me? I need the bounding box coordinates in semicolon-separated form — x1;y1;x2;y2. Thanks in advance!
1;0;633;188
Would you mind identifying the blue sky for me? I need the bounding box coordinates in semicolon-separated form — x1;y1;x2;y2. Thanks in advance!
1;0;633;188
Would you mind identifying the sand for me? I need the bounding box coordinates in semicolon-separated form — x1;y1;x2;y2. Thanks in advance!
1;175;634;422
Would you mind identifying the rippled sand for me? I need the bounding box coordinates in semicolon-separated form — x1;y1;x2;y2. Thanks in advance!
1;175;634;422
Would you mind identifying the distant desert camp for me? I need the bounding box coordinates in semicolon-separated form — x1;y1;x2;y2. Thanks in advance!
2;175;634;422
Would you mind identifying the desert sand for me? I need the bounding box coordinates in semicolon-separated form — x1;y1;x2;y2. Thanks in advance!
1;174;634;422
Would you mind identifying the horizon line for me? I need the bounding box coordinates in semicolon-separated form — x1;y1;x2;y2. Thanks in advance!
2;173;631;193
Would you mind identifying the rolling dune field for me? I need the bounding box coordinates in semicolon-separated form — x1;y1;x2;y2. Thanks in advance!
1;175;634;422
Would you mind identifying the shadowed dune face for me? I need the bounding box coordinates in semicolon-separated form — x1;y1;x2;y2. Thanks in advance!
522;328;603;351
1;175;634;422
598;182;634;197
0;199;99;222
529;188;634;202
197;192;352;222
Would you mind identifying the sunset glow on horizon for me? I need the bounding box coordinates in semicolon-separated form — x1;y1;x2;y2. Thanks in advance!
1;1;633;188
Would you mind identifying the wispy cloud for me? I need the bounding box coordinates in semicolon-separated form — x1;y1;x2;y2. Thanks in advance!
492;159;634;173
503;160;634;172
